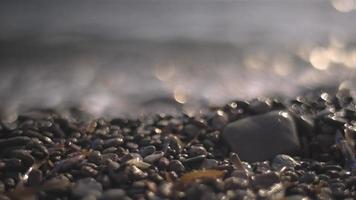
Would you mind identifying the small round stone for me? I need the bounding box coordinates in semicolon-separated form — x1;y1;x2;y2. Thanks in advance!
99;189;132;200
189;145;208;157
169;160;185;173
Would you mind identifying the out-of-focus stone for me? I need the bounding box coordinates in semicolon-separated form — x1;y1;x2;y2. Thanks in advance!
222;111;301;162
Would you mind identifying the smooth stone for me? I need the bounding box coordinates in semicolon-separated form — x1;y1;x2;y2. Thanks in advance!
99;189;132;200
169;160;185;173
202;159;219;169
182;155;206;165
139;145;156;157
272;154;300;171
222;111;301;162
27;169;43;186
72;178;103;198
43;175;73;193
143;151;164;164
189;145;208;157
252;172;280;189
224;177;249;190
103;138;124;147
285;195;311;200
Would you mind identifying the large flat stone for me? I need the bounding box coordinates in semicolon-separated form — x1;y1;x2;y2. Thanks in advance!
222;111;301;162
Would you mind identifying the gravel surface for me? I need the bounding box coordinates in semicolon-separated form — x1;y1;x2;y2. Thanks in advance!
0;87;355;200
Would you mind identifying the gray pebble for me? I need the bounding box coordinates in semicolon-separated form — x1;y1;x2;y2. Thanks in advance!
72;178;103;198
143;151;164;164
202;159;219;169
169;160;185;173
252;172;280;189
189;145;208;157
222;111;301;162
27;169;43;186
272;154;300;171
139;145;156;157
99;189;132;200
43;175;73;193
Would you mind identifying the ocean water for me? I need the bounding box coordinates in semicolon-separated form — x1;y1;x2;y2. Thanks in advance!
0;0;356;117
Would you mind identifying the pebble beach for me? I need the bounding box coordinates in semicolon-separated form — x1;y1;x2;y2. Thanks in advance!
0;87;355;200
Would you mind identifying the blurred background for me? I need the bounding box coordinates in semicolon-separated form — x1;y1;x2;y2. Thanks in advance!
1;0;356;117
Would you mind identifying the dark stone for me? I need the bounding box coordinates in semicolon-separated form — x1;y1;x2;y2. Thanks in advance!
182;155;206;167
299;172;318;184
169;160;185;173
224;177;249;190
143;151;164;164
0;137;32;148
202;159;219;169
189;145;208;157
43;175;72;193
252;172;280;189
99;189;132;200
222;111;301;162
158;183;173;197
27;169;43;186
157;157;170;170
139;145;156;157
53;155;85;173
72;178;103;198
103;138;124;148
272;154;300;171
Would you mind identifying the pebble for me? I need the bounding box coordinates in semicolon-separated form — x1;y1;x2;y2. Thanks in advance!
53;154;85;172
128;165;148;180
222;111;301;162
182;155;206;168
157;157;170;170
0;136;32;147
299;172;318;184
43;175;72;193
224;177;249;190
169;160;185;173
139;145;156;157
99;189;132;200
72;178;103;198
143;151;164;164
202;159;219;169
272;154;300;171
189;145;208;157
103;138;124;148
0;89;354;199
27;169;43;186
252;172;281;189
